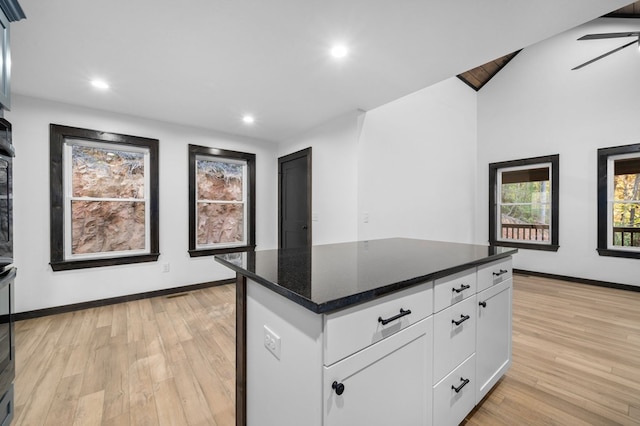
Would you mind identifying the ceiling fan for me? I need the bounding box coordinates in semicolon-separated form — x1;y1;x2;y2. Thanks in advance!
572;31;640;70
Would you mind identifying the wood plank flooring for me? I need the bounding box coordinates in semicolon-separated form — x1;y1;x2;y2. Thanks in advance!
14;284;236;426
464;274;640;426
13;275;640;425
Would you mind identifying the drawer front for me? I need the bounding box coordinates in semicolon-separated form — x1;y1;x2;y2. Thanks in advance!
433;295;476;384
0;385;13;426
433;354;476;426
477;257;513;292
324;282;433;366
433;268;476;313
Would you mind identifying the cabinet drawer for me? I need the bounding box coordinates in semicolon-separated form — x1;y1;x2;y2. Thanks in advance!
0;385;13;426
433;268;476;313
433;354;476;426
477;257;512;292
324;282;433;366
324;318;433;426
433;295;476;384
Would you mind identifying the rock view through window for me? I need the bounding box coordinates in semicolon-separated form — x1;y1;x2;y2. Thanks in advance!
196;159;245;246
71;145;146;255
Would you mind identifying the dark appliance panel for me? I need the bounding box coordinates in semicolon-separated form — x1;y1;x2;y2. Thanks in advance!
0;268;14;395
0;118;11;271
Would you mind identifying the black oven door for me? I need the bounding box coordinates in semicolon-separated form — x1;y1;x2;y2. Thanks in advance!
0;154;10;269
0;267;15;395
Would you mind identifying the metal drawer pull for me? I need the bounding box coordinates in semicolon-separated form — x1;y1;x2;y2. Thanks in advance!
452;314;470;326
332;381;345;396
378;308;412;325
492;269;508;277
452;284;470;293
452;377;470;393
479;301;487;308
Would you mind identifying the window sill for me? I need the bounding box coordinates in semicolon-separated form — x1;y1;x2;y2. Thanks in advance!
490;241;559;252
50;253;160;271
188;245;256;258
597;248;640;259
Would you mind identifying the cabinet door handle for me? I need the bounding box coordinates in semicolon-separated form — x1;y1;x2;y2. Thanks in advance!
452;284;470;293
492;269;508;277
479;301;487;308
378;308;412;325
452;377;470;393
452;314;470;326
332;381;345;396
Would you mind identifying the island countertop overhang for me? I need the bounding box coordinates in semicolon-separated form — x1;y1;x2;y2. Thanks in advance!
215;238;517;314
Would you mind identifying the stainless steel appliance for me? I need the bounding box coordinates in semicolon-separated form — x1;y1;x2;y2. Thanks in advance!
0;117;14;426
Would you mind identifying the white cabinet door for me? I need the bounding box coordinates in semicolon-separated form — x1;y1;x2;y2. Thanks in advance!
476;279;512;403
324;317;433;426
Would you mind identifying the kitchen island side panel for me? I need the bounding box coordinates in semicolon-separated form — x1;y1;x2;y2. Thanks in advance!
246;279;323;426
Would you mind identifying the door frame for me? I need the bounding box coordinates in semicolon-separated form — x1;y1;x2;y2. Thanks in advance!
278;147;312;249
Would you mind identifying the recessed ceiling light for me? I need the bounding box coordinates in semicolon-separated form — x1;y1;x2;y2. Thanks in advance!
330;45;348;59
242;115;255;124
90;79;109;90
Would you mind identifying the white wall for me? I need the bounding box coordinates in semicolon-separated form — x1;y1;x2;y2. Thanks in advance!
477;18;640;287
358;77;478;243
7;95;279;313
279;111;362;245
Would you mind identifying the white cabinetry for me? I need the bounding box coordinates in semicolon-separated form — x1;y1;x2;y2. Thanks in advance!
433;354;476;426
431;259;513;426
324;317;433;426
246;279;433;426
432;269;477;426
476;279;512;403
244;256;513;426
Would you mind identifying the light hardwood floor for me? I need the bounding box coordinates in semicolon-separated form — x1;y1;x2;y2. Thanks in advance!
13;275;640;425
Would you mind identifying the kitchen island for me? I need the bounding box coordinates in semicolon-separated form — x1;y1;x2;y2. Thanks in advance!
215;238;517;426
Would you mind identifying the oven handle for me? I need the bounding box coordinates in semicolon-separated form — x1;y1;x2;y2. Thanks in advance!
0;268;16;290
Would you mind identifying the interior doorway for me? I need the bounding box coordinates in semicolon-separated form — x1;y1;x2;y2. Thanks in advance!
278;148;312;249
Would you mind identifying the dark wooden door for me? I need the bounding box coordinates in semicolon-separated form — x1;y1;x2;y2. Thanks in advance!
278;148;311;249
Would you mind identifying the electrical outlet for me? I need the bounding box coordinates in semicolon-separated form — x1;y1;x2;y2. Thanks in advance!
263;325;281;359
162;263;170;273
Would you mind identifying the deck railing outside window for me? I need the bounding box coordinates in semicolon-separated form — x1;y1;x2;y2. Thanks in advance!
613;226;640;247
501;223;549;242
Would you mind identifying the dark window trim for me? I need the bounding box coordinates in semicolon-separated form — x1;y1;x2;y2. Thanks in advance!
188;144;256;257
489;154;560;251
597;143;640;259
49;124;160;271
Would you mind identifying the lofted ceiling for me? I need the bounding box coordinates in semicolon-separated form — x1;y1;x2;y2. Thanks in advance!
8;0;635;143
457;0;640;91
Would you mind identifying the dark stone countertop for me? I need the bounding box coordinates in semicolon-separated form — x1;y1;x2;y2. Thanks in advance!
215;238;517;314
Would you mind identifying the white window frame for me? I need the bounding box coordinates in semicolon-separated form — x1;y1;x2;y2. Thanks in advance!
496;162;553;245
606;152;640;252
63;138;151;260
194;155;248;250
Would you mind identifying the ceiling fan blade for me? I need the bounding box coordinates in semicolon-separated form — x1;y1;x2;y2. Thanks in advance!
578;32;640;40
572;39;637;70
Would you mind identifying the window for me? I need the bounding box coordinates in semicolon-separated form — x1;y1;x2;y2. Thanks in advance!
489;155;559;251
50;124;159;271
597;143;640;259
188;144;255;257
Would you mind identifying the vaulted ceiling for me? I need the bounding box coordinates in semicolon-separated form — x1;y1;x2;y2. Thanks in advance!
457;1;640;91
8;0;636;142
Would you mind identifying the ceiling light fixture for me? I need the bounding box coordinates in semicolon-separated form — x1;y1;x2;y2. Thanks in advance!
90;79;109;90
242;115;255;124
330;45;348;59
